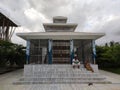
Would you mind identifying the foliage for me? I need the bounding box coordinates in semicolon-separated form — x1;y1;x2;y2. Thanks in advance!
0;40;26;67
96;41;120;68
102;68;120;75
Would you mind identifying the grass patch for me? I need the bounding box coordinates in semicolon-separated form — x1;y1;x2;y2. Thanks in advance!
101;68;120;75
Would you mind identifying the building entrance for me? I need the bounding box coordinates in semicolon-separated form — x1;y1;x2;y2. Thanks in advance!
52;40;70;64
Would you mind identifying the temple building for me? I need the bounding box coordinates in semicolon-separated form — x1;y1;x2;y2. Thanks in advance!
17;16;105;64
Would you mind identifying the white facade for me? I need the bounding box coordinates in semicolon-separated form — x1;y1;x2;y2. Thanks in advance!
17;16;105;64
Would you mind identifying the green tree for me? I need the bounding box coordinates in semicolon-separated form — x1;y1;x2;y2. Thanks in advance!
96;41;120;68
0;40;26;67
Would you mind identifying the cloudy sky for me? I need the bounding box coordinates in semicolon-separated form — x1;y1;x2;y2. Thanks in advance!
0;0;120;45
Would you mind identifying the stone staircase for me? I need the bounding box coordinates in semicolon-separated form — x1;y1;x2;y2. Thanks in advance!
14;64;110;84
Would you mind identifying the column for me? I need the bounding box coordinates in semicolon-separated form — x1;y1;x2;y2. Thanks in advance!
48;39;52;64
26;40;30;64
81;40;85;64
92;40;96;64
70;40;74;64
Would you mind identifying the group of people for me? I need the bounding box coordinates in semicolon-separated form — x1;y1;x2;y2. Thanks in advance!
72;55;94;72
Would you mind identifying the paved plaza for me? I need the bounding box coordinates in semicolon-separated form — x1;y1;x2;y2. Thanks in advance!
0;69;120;90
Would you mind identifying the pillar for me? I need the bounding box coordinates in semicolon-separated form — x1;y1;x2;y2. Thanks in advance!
70;40;74;64
26;40;30;64
48;39;52;64
81;40;85;64
92;40;96;64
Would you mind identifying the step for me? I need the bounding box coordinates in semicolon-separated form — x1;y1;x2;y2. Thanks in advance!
14;78;109;84
19;77;106;81
14;64;109;84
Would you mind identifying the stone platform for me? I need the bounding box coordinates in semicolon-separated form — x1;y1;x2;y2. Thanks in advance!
14;64;109;84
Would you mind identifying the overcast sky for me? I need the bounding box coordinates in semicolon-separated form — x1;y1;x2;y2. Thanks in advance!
0;0;120;45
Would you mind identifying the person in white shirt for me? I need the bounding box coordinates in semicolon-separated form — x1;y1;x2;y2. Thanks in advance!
72;55;80;69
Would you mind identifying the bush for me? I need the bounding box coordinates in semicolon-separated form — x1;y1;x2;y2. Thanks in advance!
96;41;120;68
0;40;26;67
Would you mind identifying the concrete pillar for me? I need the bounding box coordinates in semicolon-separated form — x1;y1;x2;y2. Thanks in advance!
70;40;74;64
81;41;85;64
48;39;52;64
26;40;30;64
92;40;96;64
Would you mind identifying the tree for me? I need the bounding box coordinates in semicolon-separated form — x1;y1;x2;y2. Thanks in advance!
0;40;26;67
96;41;120;68
14;45;26;67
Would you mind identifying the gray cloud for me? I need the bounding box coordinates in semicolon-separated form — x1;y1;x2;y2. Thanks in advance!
0;0;120;45
95;17;120;45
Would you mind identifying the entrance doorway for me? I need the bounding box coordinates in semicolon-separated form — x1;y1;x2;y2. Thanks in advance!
52;40;70;64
